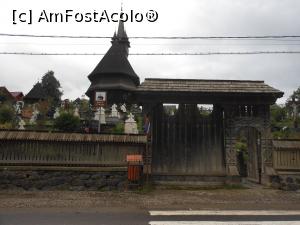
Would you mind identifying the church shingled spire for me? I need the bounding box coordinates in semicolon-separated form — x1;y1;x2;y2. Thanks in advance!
111;19;130;54
86;13;140;101
117;20;127;39
111;31;118;44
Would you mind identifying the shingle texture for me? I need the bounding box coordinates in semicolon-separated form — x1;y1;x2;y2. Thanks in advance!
137;78;283;95
0;86;15;101
24;82;47;101
0;131;147;144
86;20;139;97
88;42;139;86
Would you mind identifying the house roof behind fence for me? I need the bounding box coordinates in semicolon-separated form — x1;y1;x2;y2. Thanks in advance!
0;86;15;102
10;92;24;98
0;131;147;144
24;82;47;101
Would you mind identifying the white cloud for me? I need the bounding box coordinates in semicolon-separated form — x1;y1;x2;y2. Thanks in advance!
0;0;299;103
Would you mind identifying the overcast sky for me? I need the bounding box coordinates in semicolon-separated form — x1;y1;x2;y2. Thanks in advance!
0;0;299;104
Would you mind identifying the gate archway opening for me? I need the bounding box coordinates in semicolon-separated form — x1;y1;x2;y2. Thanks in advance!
235;127;262;183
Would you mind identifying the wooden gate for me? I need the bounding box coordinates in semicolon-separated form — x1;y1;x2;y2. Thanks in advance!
151;104;225;176
246;127;262;183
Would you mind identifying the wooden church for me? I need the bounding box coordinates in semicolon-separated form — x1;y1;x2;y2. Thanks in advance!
86;20;139;105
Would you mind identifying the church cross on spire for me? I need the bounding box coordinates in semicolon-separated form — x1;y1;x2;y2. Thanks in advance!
117;1;127;40
111;2;130;51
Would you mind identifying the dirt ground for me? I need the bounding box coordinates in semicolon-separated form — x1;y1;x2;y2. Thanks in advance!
1;186;300;210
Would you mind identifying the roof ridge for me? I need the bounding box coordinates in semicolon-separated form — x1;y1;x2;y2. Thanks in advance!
144;78;265;83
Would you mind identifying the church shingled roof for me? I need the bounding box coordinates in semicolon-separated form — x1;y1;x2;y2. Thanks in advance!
24;82;47;101
88;41;139;85
87;20;140;91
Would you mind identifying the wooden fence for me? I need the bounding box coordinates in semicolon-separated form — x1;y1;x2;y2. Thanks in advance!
273;139;300;171
0;131;147;168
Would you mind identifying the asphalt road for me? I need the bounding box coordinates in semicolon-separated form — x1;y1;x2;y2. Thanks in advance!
1;209;300;225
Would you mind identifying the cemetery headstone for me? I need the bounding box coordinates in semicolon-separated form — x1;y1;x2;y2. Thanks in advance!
18;119;26;130
120;103;127;113
74;107;80;118
100;107;106;124
30;108;39;124
53;108;60;119
110;104;119;118
124;113;138;134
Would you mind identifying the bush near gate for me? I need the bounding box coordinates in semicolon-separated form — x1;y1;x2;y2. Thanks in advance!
54;112;80;132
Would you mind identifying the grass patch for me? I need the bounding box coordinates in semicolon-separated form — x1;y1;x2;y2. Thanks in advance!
134;183;156;194
156;183;248;191
222;183;249;190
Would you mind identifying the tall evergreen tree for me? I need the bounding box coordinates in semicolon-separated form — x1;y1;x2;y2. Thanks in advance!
286;86;300;114
291;87;300;100
41;70;63;105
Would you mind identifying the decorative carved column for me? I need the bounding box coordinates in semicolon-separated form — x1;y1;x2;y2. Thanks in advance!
223;105;239;176
258;104;276;179
141;103;158;175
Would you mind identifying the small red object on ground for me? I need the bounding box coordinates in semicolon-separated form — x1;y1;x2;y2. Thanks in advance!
127;154;143;182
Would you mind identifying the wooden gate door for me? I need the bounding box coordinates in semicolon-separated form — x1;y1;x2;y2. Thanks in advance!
151;104;225;176
246;127;262;183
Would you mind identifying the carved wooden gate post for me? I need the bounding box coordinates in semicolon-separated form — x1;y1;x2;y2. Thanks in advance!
224;105;239;176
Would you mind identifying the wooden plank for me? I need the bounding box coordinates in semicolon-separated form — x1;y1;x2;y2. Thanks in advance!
0;160;127;166
273;149;300;170
0;166;127;172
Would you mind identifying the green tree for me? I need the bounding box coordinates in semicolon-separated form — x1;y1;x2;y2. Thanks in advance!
291;87;300;100
270;104;287;124
54;113;80;132
0;104;15;124
285;86;300;128
286;86;300;114
41;70;63;105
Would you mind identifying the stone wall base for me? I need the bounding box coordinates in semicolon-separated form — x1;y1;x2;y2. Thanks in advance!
0;169;127;191
269;173;300;191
